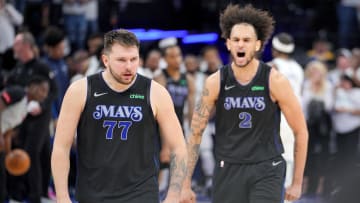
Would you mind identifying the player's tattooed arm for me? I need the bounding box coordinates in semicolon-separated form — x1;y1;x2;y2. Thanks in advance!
185;87;213;181
168;152;188;193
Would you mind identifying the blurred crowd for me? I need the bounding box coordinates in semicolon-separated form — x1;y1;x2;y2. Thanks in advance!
0;0;359;203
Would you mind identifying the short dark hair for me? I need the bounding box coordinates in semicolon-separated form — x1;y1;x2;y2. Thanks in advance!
27;75;49;86
88;32;104;41
43;26;65;47
161;44;179;57
103;29;140;54
200;45;219;57
274;33;294;45
219;4;275;51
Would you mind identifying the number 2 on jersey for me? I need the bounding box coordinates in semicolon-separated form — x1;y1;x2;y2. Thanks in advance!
239;112;252;128
103;120;133;140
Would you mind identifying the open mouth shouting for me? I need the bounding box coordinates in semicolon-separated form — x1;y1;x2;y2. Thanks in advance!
233;51;250;67
237;52;245;58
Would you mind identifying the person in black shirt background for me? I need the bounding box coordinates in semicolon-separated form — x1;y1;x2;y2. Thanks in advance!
6;31;57;203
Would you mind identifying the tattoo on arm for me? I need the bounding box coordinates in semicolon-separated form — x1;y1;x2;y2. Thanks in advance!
168;152;187;193
185;143;200;180
186;87;212;179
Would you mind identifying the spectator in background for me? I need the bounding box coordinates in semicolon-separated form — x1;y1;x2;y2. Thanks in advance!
0;85;28;203
14;0;26;13
328;48;353;86
331;74;360;201
350;48;360;87
200;45;223;75
0;0;23;71
69;49;89;83
0;77;50;202
268;32;304;203
302;60;334;197
337;0;360;48
42;26;70;125
269;32;304;99
23;0;49;43
86;32;103;56
138;49;161;79
306;38;335;66
6;31;57;203
63;0;87;51
48;0;63;27
84;0;98;38
97;0;118;32
43;27;77;200
85;32;104;78
154;41;195;194
197;45;223;194
184;53;215;195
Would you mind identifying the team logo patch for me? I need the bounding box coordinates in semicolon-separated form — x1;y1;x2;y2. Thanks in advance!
129;94;144;100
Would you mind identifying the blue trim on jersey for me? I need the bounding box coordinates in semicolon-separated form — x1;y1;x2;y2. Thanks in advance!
280;158;287;203
74;147;79;199
273;111;282;153
153;155;160;171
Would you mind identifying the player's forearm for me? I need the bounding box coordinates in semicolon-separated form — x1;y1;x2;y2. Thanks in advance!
51;147;71;200
292;131;308;185
167;147;188;198
183;134;201;188
187;94;195;124
184;98;212;186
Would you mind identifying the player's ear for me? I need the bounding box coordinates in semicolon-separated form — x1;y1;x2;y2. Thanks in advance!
255;40;261;52
226;38;231;51
101;54;109;68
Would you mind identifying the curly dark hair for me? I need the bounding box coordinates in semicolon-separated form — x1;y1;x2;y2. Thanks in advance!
219;4;275;50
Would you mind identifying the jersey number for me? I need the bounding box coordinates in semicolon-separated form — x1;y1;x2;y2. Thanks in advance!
239;112;252;128
103;120;132;140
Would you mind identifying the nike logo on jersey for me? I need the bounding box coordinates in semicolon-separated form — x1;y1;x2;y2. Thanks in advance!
272;160;282;166
94;92;108;97
224;85;236;91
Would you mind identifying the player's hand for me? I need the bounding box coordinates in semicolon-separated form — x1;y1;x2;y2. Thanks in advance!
162;197;178;203
27;101;42;116
285;183;302;201
180;187;196;203
56;196;72;203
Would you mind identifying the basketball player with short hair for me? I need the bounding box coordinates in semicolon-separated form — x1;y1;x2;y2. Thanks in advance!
52;29;187;203
181;4;308;203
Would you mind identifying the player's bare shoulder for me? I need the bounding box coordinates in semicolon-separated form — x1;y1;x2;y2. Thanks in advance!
269;66;293;102
66;78;86;96
203;70;221;100
64;77;88;110
150;80;173;117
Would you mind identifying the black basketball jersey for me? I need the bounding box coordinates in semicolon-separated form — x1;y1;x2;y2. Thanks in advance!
163;69;188;125
75;73;159;202
215;62;283;164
